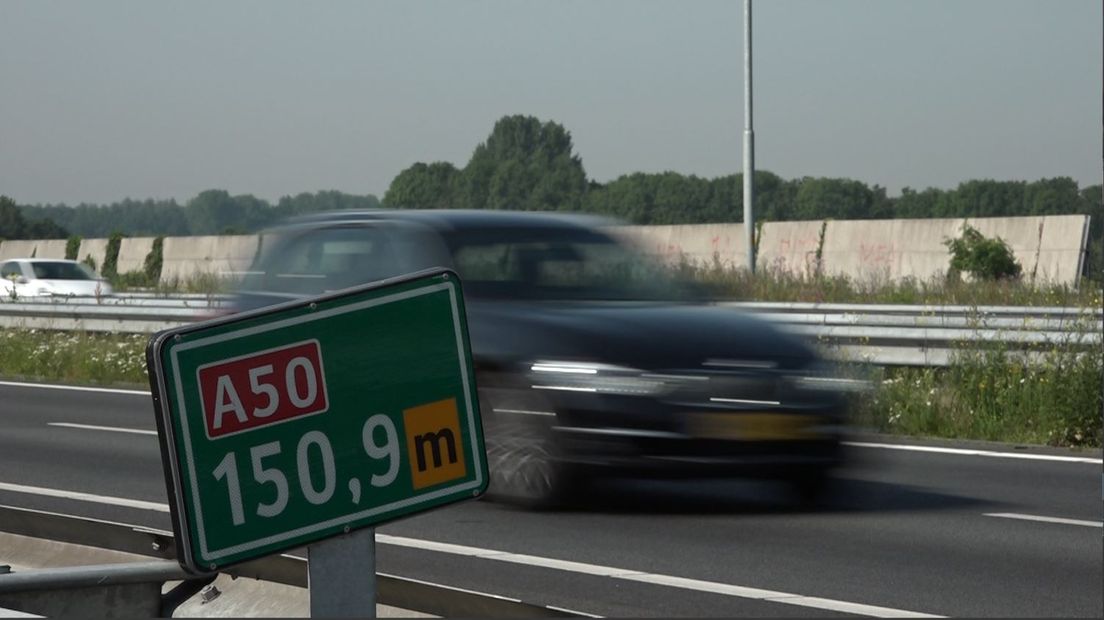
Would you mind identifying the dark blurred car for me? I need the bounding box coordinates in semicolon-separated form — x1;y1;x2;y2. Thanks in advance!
231;210;852;507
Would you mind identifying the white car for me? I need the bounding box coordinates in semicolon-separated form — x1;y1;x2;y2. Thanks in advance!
0;259;114;298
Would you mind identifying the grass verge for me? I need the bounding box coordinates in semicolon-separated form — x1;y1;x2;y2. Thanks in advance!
850;348;1102;448
0;329;148;388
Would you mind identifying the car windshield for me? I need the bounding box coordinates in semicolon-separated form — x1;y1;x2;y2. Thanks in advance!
449;226;705;302
30;261;96;281
240;226;401;296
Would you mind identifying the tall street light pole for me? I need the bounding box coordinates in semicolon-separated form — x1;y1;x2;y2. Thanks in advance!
743;0;756;273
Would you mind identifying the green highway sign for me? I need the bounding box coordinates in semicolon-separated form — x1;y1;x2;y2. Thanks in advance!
146;268;487;574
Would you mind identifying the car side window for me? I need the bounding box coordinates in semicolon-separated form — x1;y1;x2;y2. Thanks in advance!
258;225;401;295
0;262;23;279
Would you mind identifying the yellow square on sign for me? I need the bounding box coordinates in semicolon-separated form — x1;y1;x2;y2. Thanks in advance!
403;398;468;490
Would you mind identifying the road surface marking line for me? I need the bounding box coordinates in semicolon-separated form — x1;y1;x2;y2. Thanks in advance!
0;380;149;396
544;605;603;618
0;482;168;512
0;605;40;618
7;381;1099;465
492;408;556;417
0;483;939;617
984;513;1103;528
48;422;156;436
844;441;1102;464
377;534;943;618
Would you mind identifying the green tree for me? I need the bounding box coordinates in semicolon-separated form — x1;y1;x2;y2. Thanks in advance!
0;195;25;239
1;195;68;240
185;190;244;234
65;235;81;260
383;162;460;209
791;177;880;221
102;232;126;279
944;224;1022;281
455;115;588;211
893;187;944;218
274;191;380;218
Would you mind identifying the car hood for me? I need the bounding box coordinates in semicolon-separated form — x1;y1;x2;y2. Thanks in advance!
467;300;816;371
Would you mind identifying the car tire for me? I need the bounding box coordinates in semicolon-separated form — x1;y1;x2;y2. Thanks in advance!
480;387;577;509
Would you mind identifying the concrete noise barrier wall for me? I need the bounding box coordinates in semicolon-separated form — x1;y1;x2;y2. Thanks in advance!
160;235;260;284
821;215;1090;284
969;215;1089;283
75;238;110;271
115;237;158;275
820;218;965;283
621;215;1090;285
615;223;750;270
0;240;68;261
757;221;826;277
4;215;1092;286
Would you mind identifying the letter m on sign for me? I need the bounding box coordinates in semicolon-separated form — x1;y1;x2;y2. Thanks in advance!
402;398;467;490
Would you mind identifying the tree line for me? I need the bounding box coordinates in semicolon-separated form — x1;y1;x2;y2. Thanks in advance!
4;190;380;239
4;114;1100;277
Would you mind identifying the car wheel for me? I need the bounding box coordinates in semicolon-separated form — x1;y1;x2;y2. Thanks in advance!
480;387;576;509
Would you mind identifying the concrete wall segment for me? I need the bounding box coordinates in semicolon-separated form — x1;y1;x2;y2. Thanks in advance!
615;223;748;269
757;220;825;277
0;240;68;260
76;238;110;271
115;237;157;275
159;235;260;283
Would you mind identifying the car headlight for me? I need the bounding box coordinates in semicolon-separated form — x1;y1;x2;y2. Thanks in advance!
789;362;872;393
528;360;676;396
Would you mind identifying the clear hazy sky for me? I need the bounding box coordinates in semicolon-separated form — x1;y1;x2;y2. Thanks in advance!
1;0;1100;206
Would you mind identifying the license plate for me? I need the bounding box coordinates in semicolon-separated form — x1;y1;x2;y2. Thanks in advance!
687;412;820;441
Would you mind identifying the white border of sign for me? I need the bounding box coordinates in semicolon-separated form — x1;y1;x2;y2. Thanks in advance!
164;280;482;567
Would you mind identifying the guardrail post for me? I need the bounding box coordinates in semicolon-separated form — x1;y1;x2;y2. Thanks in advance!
307;527;376;618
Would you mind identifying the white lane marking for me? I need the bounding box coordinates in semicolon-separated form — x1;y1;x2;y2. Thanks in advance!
373;570;604;618
0;380;149;396
492;408;556;417
984;513;1103;528
845;441;1102;464
0;482;168;513
6;381;1101;467
544;605;603;618
377;534;943;618
48;422;156;436
0;606;41;618
0;479;942;617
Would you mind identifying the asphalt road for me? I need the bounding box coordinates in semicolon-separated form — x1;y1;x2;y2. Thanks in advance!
0;380;1100;617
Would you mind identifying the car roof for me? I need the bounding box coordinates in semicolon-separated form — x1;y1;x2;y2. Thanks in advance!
278;209;619;232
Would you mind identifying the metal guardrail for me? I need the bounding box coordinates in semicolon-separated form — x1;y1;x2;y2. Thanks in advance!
0;503;577;618
0;559;211;618
0;295;1100;367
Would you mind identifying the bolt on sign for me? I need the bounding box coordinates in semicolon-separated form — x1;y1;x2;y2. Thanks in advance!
146;269;487;574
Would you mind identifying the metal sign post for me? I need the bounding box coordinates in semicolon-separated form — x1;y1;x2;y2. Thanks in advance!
308;527;377;617
743;0;756;274
146;268;487;610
